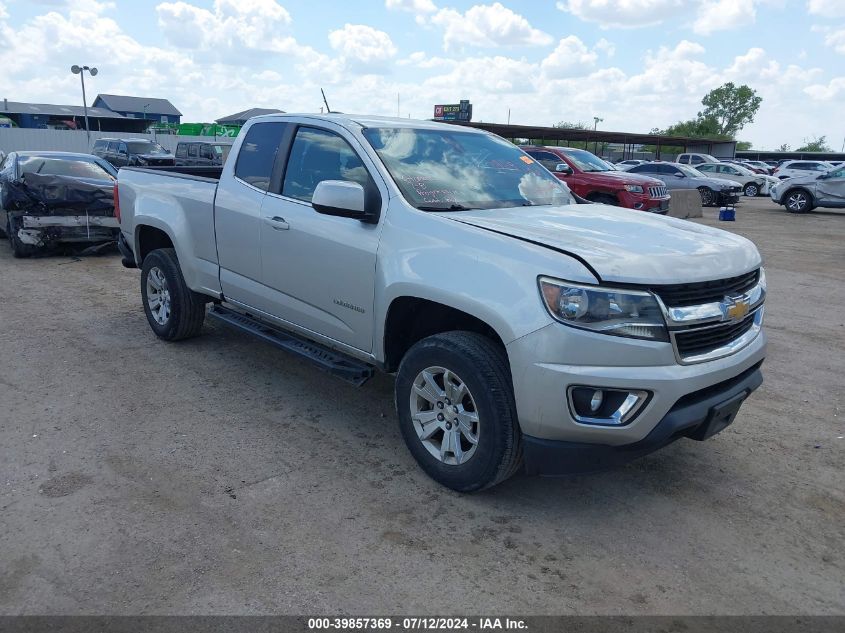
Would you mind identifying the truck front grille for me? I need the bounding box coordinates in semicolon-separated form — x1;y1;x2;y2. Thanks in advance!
648;185;668;198
651;269;760;307
674;312;757;358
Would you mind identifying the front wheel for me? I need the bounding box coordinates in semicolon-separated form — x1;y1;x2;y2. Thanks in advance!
140;248;208;340
697;186;714;206
8;215;37;258
743;183;759;197
784;189;812;213
395;331;522;492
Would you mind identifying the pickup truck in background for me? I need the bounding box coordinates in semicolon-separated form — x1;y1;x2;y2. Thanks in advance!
117;114;767;491
520;145;671;213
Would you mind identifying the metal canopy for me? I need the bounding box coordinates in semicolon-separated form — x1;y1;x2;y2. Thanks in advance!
444;120;733;157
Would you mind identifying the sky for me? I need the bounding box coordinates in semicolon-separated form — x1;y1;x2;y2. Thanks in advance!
1;0;844;151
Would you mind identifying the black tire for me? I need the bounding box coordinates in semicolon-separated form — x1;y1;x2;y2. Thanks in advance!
8;215;36;258
395;331;522;492
140;248;208;341
743;182;759;197
697;186;714;207
783;188;813;214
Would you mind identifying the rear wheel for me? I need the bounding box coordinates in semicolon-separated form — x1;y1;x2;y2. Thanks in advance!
140;248;208;340
395;331;522;492
784;189;812;213
743;183;759;197
697;186;714;206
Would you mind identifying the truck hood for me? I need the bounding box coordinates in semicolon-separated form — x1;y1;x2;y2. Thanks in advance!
443;204;760;285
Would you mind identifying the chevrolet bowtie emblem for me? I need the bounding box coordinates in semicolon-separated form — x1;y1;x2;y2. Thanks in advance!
724;296;750;320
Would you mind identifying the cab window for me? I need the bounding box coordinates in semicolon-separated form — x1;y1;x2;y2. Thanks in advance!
175;144;187;159
282;127;369;203
234;122;288;191
188;144;199;158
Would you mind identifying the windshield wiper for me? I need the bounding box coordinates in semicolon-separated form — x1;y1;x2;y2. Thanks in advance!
417;204;477;212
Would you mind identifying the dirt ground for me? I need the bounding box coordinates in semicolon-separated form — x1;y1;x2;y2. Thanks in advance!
0;197;843;615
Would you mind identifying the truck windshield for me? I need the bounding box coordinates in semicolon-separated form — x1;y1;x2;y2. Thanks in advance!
362;127;575;210
561;149;614;173
126;142;169;155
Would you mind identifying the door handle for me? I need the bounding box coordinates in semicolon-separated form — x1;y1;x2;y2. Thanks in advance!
265;215;290;230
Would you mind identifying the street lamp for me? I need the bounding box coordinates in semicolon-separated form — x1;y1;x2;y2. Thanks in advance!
593;116;604;154
70;65;97;146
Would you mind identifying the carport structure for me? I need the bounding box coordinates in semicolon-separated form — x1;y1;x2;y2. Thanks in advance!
446;120;737;160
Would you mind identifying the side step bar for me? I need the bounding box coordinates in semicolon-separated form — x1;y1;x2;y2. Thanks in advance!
207;304;375;386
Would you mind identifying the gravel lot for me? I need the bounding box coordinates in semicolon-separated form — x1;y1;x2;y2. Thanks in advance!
1;197;843;615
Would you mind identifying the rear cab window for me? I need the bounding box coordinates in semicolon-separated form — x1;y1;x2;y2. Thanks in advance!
234;122;288;191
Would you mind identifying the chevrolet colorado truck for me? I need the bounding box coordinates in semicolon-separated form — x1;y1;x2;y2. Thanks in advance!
117;114;767;492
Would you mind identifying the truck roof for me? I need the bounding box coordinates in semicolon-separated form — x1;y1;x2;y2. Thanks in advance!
248;112;488;133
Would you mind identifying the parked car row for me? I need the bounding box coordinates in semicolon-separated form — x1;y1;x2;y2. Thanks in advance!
91;137;231;168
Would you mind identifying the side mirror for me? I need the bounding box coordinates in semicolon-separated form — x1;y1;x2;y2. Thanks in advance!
555;163;572;175
817;173;829;180
312;180;377;223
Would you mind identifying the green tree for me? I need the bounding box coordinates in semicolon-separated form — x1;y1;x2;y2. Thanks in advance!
698;82;762;137
776;143;791;151
736;141;752;151
795;136;832;152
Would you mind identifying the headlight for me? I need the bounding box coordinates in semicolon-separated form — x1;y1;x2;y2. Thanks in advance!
623;184;644;193
538;277;668;341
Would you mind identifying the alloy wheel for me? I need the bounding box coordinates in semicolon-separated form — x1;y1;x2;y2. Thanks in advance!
410;366;480;466
146;266;172;325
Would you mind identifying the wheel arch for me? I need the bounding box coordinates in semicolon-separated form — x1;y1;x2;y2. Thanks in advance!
382;296;508;373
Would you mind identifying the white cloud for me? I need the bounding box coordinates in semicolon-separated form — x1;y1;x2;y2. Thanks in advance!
594;37;615;57
693;0;756;34
430;3;553;50
556;0;685;29
328;24;397;68
807;0;845;17
156;0;292;51
385;0;438;13
823;28;845;54
804;77;845;100
540;36;598;78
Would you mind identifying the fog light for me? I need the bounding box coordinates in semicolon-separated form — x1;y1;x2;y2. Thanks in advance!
568;386;650;426
590;390;603;412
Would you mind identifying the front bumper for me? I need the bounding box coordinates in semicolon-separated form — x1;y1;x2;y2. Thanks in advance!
16;214;119;246
617;190;671;213
506;321;767;446
523;361;763;475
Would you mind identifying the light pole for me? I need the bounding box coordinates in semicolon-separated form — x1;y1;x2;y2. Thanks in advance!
593;116;603;153
70;65;97;146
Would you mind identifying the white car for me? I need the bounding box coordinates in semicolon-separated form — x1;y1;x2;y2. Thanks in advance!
676;153;720;166
616;159;647;169
773;160;834;180
696;162;778;197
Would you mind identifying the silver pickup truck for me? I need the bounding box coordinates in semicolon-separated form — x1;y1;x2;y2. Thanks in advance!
117;113;767;491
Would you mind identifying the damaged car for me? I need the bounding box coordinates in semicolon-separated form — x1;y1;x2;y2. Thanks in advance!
0;151;119;257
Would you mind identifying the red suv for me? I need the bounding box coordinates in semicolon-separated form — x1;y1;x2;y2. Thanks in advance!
521;146;670;213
